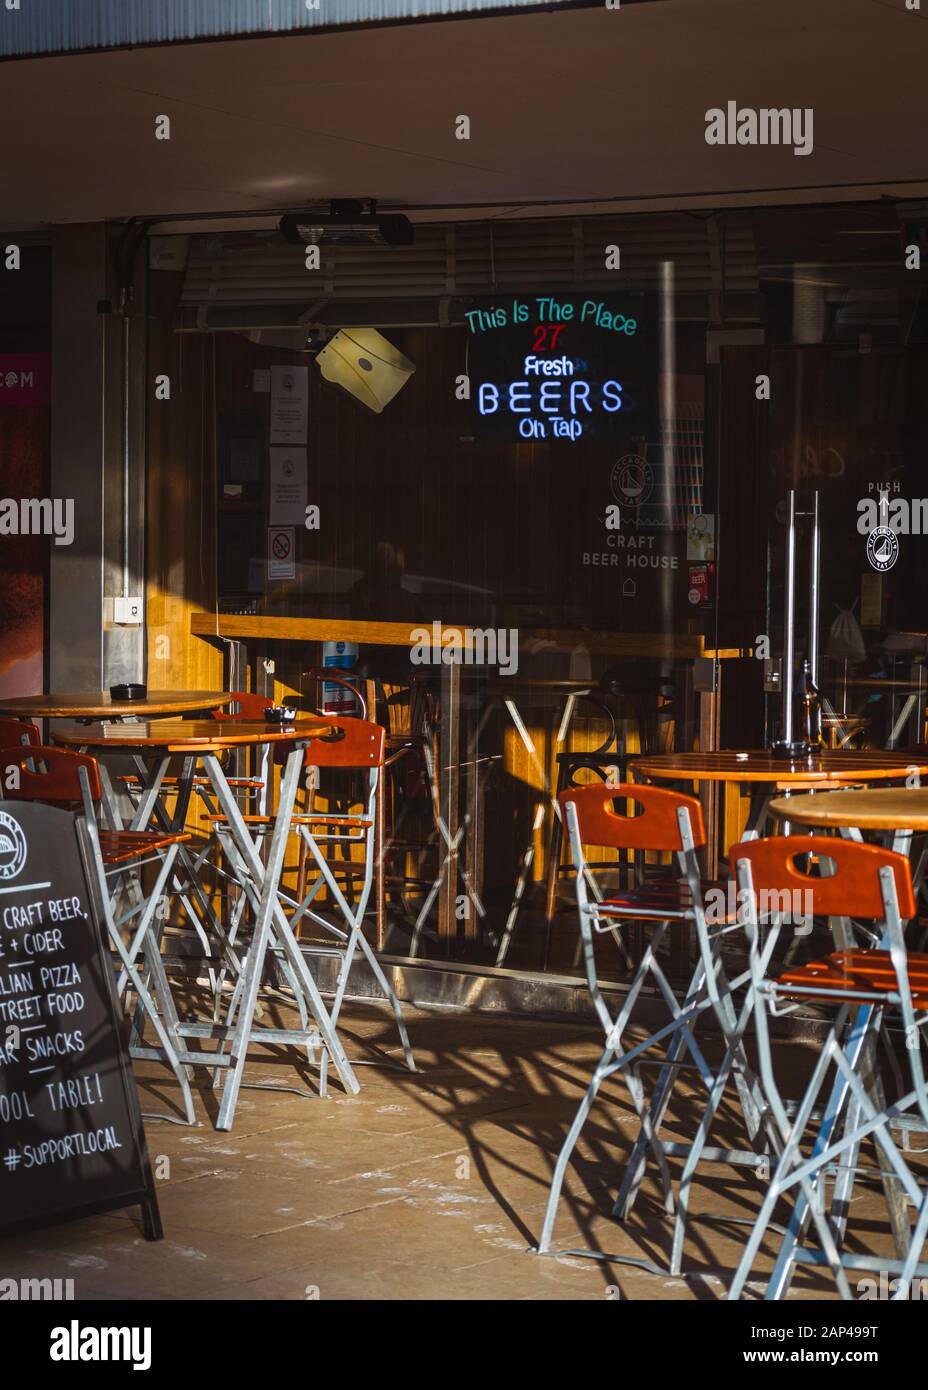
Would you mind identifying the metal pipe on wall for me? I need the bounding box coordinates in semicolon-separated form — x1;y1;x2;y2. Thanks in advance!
782;490;797;744
809;490;820;685
106;220;150;686
658;258;676;642
122;303;131;601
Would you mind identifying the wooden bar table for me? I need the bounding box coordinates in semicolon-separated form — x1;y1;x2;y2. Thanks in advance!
192;614;481;948
52;718;358;1127
0;691;231;720
53;718;326;751
51;716;327;839
630;750;928;872
768;786;928;859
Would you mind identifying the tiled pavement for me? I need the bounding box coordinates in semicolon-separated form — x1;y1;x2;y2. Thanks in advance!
0;1001;908;1301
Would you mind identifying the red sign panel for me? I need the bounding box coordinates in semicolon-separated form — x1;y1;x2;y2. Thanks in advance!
0;353;50;406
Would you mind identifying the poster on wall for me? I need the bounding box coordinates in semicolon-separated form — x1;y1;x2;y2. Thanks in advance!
466;294;655;445
269;364;309;445
0;352;50;703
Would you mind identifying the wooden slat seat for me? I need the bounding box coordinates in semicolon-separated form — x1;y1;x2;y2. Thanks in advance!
118;774;265;790
203;812;372;828
601;878;732;920
774;950;928;1009
98;828;192;866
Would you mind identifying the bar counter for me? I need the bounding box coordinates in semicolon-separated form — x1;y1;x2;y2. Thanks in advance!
191;612;742;944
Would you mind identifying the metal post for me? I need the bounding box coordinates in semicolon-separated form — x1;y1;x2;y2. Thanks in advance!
782;490;797;745
809;490;821;686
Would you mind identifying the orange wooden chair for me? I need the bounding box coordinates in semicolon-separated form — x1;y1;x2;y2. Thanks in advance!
0;717;39;748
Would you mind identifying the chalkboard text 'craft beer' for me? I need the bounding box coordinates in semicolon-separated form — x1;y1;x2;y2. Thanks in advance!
0;800;162;1239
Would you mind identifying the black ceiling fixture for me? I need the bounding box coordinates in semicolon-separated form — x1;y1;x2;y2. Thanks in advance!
279;200;414;248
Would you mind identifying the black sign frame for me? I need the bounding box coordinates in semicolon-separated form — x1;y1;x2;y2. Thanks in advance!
0;803;162;1241
466;291;657;446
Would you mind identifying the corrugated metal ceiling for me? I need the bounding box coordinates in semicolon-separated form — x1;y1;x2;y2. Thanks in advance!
0;0;596;59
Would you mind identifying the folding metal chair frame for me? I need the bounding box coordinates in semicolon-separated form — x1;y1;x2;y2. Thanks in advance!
728;854;928;1301
532;798;769;1272
73;764;198;1126
118;744;363;1130
272;752;416;1096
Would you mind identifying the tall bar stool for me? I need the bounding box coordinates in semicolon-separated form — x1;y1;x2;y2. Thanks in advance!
277;717;415;1093
532;781;746;1266
373;672;445;950
203;717;415;1097
119;690;270;812
292;669;371;928
543;665;676;937
728;835;928;1301
299;666;443;950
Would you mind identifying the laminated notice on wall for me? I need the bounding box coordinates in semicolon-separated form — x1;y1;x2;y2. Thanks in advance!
269;365;308;445
269;447;307;526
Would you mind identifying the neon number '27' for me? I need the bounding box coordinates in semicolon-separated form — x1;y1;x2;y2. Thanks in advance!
531;324;566;352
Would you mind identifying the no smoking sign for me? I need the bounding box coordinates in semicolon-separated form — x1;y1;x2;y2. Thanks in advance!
267;526;295;580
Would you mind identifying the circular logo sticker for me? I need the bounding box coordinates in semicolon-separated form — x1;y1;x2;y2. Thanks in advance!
0;810;27;881
867;526;899;573
611;455;653;508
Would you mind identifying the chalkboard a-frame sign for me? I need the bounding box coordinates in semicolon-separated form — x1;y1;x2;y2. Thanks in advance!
0;800;162;1240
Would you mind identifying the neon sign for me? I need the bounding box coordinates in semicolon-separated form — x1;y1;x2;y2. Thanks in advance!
465;297;640;335
478;355;624;440
467;294;653;445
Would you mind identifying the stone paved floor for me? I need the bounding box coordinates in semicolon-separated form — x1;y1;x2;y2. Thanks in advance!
0;1000;911;1301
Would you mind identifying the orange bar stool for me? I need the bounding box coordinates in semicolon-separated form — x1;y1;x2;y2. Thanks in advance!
533;781;749;1268
543;665;676;944
118;690;270;808
0;743;197;1123
729;834;928;1301
202;717;415;1095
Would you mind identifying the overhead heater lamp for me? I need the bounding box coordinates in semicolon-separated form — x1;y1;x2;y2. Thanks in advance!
315;328;416;414
279;202;414;248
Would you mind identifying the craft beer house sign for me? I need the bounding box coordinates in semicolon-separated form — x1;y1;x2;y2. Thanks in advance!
0;801;161;1239
467;294;654;444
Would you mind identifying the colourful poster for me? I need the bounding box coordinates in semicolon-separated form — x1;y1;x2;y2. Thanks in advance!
0;352;50;700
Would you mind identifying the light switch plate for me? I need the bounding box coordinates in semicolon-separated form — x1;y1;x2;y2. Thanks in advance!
114;596;143;625
763;658;782;693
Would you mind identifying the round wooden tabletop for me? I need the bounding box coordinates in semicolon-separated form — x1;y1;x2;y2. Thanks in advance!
769;788;928;831
0;691;233;719
631;750;928;785
51;717;333;753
